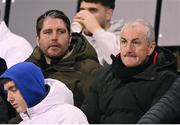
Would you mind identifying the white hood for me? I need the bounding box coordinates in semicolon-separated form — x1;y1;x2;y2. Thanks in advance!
20;78;74;119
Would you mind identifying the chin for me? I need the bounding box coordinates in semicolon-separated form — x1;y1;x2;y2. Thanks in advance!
124;63;137;68
48;53;62;58
16;109;22;113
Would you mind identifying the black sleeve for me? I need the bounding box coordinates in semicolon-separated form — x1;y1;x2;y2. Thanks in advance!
138;77;180;124
0;96;8;123
81;69;103;124
0;57;7;75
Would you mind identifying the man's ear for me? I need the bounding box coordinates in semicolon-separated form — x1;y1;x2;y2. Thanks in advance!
106;8;113;21
36;35;40;47
148;42;156;56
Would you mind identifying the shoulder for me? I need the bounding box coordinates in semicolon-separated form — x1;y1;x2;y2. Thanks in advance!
157;69;177;81
4;32;32;50
91;65;114;87
55;104;88;124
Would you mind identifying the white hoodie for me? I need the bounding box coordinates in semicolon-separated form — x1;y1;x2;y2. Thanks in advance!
0;21;33;68
84;19;123;65
19;78;88;124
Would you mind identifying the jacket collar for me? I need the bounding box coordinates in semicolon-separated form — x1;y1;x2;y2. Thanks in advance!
31;47;76;69
112;53;156;81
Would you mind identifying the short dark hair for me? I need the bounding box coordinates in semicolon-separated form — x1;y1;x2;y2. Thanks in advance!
0;78;12;85
36;10;71;36
79;0;115;9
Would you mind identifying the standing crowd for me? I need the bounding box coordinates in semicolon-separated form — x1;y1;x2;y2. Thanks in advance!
0;0;179;124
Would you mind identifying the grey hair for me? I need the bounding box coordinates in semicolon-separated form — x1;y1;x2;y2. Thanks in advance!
120;19;155;43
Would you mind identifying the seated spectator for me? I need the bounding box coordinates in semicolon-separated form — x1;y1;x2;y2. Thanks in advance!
0;62;88;124
0;10;33;68
73;0;123;65
81;19;177;123
26;10;101;107
138;77;180;124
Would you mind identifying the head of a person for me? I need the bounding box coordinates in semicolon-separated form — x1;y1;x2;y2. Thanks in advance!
36;10;71;62
0;62;46;113
79;0;115;32
120;19;156;68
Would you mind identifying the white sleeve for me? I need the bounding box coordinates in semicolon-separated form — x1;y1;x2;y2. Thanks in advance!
5;41;33;68
93;28;120;64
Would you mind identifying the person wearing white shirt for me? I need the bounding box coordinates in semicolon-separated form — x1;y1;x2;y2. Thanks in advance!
0;11;33;68
72;0;123;65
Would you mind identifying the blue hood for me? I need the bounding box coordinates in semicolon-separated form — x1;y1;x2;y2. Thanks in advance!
0;62;46;108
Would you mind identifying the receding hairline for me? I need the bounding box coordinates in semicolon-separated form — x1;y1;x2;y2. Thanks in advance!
120;19;155;43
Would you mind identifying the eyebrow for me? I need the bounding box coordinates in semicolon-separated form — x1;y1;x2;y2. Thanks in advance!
121;37;140;41
6;85;16;91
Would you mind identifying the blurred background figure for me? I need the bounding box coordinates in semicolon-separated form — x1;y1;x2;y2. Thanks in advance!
73;0;123;65
0;10;33;68
138;77;180;124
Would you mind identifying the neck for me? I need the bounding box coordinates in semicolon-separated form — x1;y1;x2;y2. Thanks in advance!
112;55;153;79
104;21;111;30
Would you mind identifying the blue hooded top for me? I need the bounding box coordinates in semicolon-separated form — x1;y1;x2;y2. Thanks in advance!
0;62;46;108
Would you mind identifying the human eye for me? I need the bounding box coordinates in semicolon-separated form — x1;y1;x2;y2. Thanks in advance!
120;39;127;47
79;8;85;11
120;39;127;45
132;40;141;47
57;29;67;34
10;87;18;93
43;29;52;35
89;8;98;14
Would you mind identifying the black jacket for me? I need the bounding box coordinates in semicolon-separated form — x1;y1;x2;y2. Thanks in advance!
138;77;180;124
0;57;7;75
0;57;8;123
26;33;101;107
81;47;177;124
0;58;15;124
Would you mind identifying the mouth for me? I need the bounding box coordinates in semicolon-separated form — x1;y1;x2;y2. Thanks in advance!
12;103;17;109
49;44;60;48
48;44;61;50
125;55;136;58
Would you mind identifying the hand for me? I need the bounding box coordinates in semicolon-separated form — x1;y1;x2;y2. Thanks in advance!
73;10;102;34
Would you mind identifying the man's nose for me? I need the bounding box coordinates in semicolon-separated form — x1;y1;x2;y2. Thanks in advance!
7;92;13;102
52;32;58;40
126;43;134;52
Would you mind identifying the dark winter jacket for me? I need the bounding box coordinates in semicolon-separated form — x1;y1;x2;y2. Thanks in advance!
26;33;101;107
0;57;7;75
81;47;177;124
138;77;180;124
0;57;17;123
0;57;8;123
0;96;8;123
